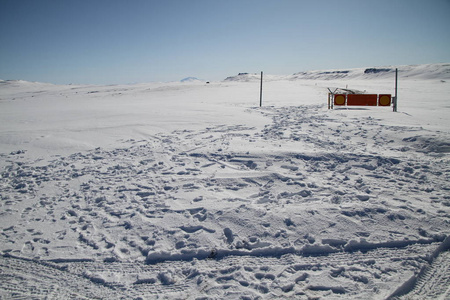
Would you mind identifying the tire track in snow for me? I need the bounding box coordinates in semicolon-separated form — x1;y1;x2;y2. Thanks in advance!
405;251;450;299
0;241;442;299
0;255;114;299
390;237;450;300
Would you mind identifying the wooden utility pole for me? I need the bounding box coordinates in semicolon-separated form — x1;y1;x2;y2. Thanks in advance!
260;71;263;107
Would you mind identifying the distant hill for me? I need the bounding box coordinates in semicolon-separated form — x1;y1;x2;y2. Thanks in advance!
224;63;450;82
180;77;202;82
291;63;450;80
224;73;262;82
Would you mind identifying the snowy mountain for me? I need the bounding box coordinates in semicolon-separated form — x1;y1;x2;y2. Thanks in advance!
291;63;450;81
224;63;450;82
180;76;202;82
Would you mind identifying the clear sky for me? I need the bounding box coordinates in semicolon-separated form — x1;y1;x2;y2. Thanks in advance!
1;0;449;84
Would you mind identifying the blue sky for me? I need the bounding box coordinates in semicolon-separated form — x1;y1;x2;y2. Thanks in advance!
1;0;449;84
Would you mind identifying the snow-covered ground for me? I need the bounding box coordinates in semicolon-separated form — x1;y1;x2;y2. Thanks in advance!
1;63;449;299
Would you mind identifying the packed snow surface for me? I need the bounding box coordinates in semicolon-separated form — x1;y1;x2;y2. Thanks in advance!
1;63;449;299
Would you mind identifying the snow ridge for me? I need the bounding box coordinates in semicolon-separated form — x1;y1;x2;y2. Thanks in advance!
224;63;450;81
291;63;450;80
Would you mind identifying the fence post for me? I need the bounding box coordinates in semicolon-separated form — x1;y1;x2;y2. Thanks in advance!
260;71;263;107
393;68;398;112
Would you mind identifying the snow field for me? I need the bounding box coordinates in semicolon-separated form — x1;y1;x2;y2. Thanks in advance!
1;64;449;299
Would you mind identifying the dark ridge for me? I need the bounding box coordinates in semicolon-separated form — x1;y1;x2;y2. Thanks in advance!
364;68;392;74
318;71;350;75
